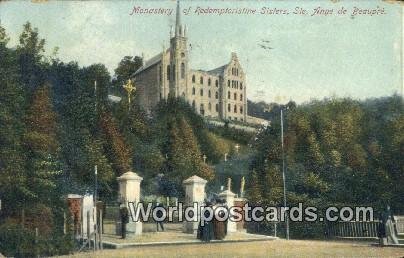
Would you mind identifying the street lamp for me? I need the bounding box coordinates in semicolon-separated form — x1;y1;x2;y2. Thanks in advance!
281;108;290;240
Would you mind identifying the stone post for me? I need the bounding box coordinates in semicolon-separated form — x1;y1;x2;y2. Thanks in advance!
219;190;237;233
182;175;207;234
117;171;143;237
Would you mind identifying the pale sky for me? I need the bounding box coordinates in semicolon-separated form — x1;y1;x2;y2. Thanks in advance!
0;1;402;103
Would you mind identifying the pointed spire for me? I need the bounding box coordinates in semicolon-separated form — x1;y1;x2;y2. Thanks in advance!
175;0;181;37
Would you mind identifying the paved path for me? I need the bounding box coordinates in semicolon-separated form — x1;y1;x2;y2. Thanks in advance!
100;231;277;249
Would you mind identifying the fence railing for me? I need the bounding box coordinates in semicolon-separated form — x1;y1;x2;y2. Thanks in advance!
326;221;379;239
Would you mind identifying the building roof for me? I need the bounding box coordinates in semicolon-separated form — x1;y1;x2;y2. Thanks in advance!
134;53;162;75
207;64;228;75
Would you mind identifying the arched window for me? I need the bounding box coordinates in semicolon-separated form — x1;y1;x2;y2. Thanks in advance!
200;76;203;84
172;64;176;80
192;87;195;95
240;106;243;114
236;69;239;76
234;105;237;113
192;100;196;109
167;65;170;81
208;102;212;111
215;80;218;87
215;104;219;112
181;63;185;79
192;75;195;83
234;92;237;100
208;78;211;86
200;104;205;115
236;81;239;89
208;90;211;98
227;80;230;87
215;91;218;99
227;91;230;99
200;89;203;96
240;83;243;90
228;104;231;112
240;94;243;101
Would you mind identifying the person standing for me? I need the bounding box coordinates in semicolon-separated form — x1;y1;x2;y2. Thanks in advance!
198;202;214;242
120;205;129;239
213;201;227;240
156;203;165;232
383;205;399;245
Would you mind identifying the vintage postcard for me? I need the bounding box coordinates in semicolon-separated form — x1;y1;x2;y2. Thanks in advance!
0;0;403;257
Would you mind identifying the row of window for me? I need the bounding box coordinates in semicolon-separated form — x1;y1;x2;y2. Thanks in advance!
191;74;219;87
192;88;243;101
190;101;244;115
227;80;243;90
227;103;243;114
166;63;186;81
227;91;243;101
192;88;219;99
192;101;219;114
164;66;243;92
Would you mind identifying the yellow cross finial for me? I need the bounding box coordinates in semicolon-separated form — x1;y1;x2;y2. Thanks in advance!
123;79;136;109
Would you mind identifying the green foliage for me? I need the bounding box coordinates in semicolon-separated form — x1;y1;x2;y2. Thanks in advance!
248;96;404;238
111;55;143;96
0;217;73;257
157;102;214;192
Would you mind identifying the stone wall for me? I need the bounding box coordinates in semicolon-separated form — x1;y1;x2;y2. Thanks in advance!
135;62;160;112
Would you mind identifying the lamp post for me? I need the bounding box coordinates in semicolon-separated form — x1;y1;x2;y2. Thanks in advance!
123;79;136;111
281;108;290;240
94;165;98;204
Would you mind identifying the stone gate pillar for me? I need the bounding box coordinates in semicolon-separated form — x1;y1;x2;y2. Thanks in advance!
182;175;207;234
219;190;237;233
117;171;143;237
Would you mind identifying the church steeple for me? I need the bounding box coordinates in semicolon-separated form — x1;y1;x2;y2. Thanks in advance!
175;1;182;37
169;0;188;98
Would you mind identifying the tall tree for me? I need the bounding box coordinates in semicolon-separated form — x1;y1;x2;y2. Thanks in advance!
23;84;62;206
0;26;28;216
17;22;46;90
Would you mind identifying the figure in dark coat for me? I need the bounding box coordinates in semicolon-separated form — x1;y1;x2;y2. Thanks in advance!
213;205;228;240
156;203;165;232
120;206;129;239
197;204;214;242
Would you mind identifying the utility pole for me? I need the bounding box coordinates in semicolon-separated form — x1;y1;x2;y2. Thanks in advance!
281;108;290;240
